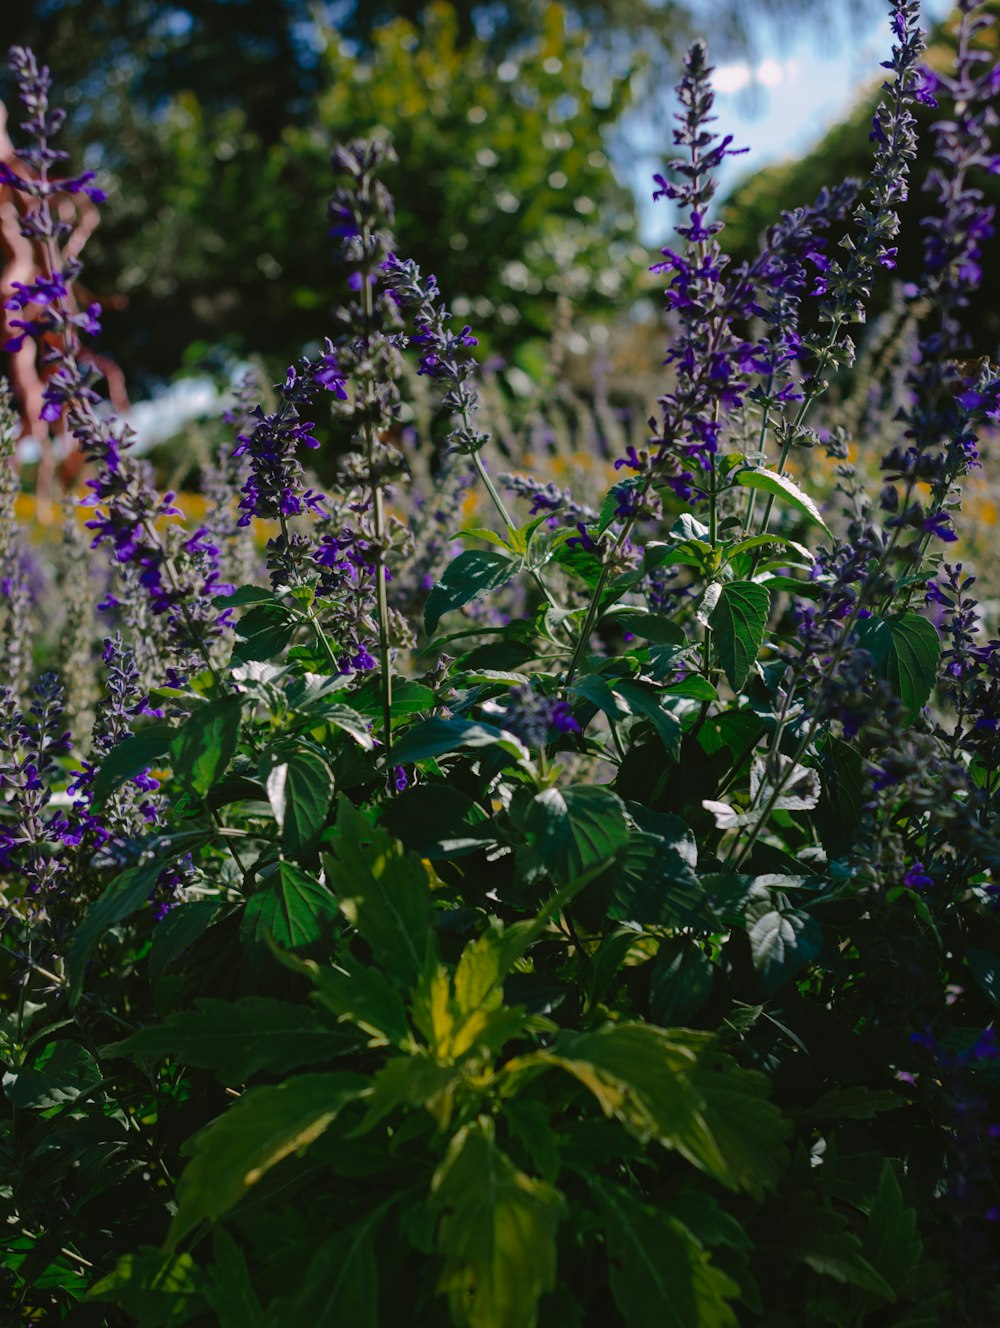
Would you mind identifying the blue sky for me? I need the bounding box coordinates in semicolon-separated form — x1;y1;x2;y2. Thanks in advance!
632;0;951;240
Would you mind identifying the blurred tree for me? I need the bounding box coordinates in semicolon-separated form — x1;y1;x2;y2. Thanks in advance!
718;4;1000;355
0;0;877;389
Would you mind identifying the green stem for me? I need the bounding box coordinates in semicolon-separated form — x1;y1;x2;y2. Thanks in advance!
361;258;393;761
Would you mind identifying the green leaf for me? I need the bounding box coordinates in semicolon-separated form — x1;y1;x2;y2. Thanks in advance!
430;1118;565;1328
649;940;714;1026
735;468;830;533
241;862;337;950
544;1024;788;1197
965;946;1000;1006
108;996;346;1083
325;798;435;985
3;1040;101;1110
264;748;334;857
320;703;376;749
612;681;683;760
86;1248;207;1321
612;831;711;931
856;612;940;718
170;695;242;797
861;1162;922;1298
392;716;529;766
797;1230;895;1299
350;678;436;718
425;550;518;633
90;723;175;807
214;585;274;608
357;1053;461;1133
524;786;629;886
276;950;410;1047
233;602;297;662
263;1210;384;1327
204;1230;263;1328
67;845;207;1005
593;1182;739;1327
379;785;498;859
607;610;686;645
708;582;770;692
148;900;218;986
746;896;822;994
168;1072;367;1248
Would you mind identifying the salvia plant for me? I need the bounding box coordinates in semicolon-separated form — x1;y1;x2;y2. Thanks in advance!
1;3;1000;1323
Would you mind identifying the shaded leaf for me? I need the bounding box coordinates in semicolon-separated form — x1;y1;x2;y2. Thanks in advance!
90;723;175;808
168;1072;367;1248
856;612;939;718
594;1182;739;1327
170;695;242;797
735;468;830;533
108;996;346;1083
524;786;629;886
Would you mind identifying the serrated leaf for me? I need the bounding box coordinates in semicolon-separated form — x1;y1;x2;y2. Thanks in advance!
862;1161;922;1296
277;950;410;1047
605;610;686;645
241;862;337;949
594;1182;739;1327
524;786;628;886
746;897;822;995
266;748;334;857
856;612;940;718
170;695;242;797
735;468;830;533
108;996;346;1083
325;798;435;985
709;582;770;692
425;550;518;633
430;1119;565;1328
543;1024;788;1197
168;1072;367;1248
233;602;297;662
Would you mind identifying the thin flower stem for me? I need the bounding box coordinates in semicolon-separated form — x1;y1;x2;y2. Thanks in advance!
470;449;560;612
361;259;394;760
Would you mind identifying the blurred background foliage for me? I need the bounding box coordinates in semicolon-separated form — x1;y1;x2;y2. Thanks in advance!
1;0;878;391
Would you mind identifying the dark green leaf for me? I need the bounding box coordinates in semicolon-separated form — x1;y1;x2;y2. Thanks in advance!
108;996;346;1083
392;716;528;765
3;1040;101;1110
266;748;334;857
650;940;714;1026
709;582;770;692
612;681;682;760
746;896;822;994
856;612;940;718
148;900;219;986
966;946;1000;1007
204;1230;263;1328
325;798;435;985
525;785;629;886
68;845;207;1005
241;862;337;949
170;695;242;797
608;610;686;645
430;1120;565;1328
379;785;498;859
168;1072;367;1248
594;1181;740;1327
90;724;175;808
425;550;517;633
264;1211;383;1327
233;602;297;662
